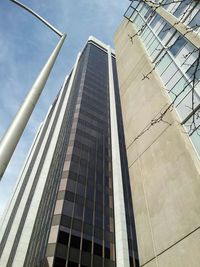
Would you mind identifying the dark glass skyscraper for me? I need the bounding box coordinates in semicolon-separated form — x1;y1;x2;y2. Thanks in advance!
0;37;139;267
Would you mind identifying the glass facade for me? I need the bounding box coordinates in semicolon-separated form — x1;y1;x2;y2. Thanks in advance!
49;43;116;267
44;42;139;267
124;0;200;156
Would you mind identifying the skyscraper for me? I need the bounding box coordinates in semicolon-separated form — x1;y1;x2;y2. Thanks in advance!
114;1;200;267
0;37;139;267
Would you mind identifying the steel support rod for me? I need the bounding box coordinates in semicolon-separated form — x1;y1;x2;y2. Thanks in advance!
10;0;63;37
0;34;66;178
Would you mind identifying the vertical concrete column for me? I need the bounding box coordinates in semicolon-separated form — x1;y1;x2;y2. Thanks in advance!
107;46;130;267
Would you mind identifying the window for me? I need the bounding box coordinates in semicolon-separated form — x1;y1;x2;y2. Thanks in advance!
82;239;92;252
86;185;94;201
54;257;66;267
85;199;93;209
72;218;82;231
73;204;84;220
76;182;85;197
66;179;76;192
94;228;103;240
173;0;192;18
81;251;91;266
70;235;81;249
186;60;200;82
158;22;170;40
94;243;103;257
83;223;93;235
95;214;103;229
95;189;103;204
150;14;160;28
65;191;75;202
93;255;103;267
68;262;78;267
105;246;110;259
69;248;80;263
188;12;200;31
77;174;86;185
131;0;140;9
68;170;77;181
104;259;115;267
169;36;187;56
63;201;74;217
105;231;114;243
144;8;152;20
84;208;93;224
57;231;69;245
56;243;68;259
76;194;84;205
163;0;172;9
61;215;72;228
156;52;172;75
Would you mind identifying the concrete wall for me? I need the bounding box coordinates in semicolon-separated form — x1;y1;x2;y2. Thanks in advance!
114;20;200;267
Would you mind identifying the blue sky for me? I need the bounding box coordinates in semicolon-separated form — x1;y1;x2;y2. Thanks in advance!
0;0;128;218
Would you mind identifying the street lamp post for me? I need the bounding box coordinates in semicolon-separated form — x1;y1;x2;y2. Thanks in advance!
0;0;66;179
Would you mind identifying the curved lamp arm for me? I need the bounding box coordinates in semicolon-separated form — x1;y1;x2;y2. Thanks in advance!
10;0;63;37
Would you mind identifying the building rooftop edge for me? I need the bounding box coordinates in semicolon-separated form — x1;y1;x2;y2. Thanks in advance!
88;35;115;54
41;36;115;126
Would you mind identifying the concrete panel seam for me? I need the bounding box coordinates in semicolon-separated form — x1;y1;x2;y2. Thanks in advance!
141;224;200;267
128;123;172;168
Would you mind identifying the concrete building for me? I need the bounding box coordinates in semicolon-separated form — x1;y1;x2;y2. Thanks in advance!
114;1;200;267
0;37;139;267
